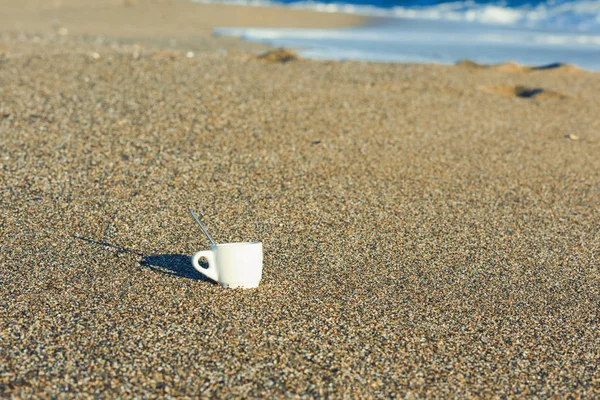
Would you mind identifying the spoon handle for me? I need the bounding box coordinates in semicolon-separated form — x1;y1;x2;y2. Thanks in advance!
189;209;217;246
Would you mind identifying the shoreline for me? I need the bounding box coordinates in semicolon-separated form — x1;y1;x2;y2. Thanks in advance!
4;0;594;71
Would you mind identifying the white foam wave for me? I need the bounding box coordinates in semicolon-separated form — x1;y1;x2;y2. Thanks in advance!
195;0;600;32
214;26;600;46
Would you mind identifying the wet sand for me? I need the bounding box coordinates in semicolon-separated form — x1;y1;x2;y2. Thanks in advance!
1;0;600;397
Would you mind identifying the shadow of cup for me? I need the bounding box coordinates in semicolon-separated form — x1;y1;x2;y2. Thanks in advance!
140;254;212;282
70;236;213;283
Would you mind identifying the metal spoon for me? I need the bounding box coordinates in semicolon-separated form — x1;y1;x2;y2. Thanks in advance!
189;209;217;246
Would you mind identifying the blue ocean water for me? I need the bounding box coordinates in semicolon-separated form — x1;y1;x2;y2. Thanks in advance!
200;0;600;69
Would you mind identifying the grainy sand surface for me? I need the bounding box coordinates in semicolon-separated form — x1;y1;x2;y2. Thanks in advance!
2;1;600;398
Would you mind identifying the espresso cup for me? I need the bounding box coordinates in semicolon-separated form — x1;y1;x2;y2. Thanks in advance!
191;242;263;288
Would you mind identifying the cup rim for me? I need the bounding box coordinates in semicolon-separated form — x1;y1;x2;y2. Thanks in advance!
211;241;261;248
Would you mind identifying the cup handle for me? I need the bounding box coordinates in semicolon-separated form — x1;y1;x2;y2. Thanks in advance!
192;250;218;282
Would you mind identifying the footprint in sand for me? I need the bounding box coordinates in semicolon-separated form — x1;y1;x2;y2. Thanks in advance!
458;60;576;100
457;59;583;74
257;48;300;63
481;84;567;100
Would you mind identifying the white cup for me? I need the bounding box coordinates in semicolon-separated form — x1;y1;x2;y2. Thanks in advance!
192;242;263;288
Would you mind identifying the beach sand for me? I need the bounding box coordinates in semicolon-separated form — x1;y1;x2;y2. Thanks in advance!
1;0;600;397
0;0;364;54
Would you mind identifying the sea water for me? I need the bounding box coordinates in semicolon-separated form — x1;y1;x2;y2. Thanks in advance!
195;0;600;70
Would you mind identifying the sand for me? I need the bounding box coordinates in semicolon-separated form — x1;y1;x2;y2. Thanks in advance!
1;1;600;398
0;0;365;54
